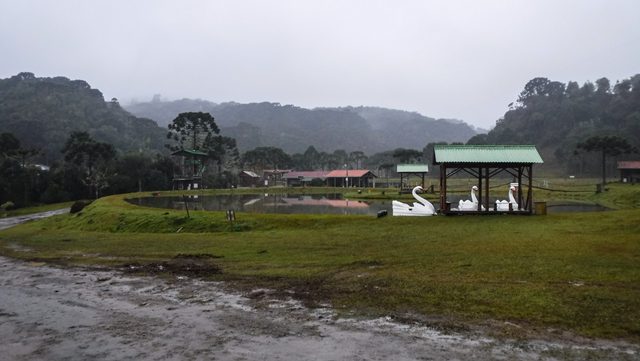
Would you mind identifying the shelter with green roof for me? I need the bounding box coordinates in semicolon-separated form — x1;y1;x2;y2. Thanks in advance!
433;145;544;214
396;164;430;193
171;149;208;190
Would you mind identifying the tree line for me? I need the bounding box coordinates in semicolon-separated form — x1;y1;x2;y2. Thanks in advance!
0;131;174;209
0;110;439;209
469;74;640;176
3;73;639;209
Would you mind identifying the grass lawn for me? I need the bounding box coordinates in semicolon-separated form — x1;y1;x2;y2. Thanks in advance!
0;183;639;340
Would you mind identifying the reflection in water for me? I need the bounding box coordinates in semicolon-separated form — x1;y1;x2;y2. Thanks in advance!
129;194;391;216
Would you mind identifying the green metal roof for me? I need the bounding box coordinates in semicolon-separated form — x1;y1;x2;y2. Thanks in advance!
433;145;544;164
171;149;208;157
396;164;429;173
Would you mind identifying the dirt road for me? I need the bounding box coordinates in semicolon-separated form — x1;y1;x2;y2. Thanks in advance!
0;208;69;231
1;258;638;361
0;211;638;360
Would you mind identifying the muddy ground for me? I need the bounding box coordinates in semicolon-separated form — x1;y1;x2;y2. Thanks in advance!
2;258;639;360
1;212;639;360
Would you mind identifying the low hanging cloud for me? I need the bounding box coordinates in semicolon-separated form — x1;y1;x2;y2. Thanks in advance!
1;0;638;129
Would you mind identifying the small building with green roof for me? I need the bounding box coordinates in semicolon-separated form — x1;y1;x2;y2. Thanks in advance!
396;164;430;193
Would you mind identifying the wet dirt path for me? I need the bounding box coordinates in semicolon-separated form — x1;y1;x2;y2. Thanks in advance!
1;211;638;360
1;258;638;361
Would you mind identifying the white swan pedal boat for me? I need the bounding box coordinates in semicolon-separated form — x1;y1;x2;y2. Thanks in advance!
392;186;436;216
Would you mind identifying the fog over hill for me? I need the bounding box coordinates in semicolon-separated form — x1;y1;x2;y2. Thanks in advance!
126;99;478;154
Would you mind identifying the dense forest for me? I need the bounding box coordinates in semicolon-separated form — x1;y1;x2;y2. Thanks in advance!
468;75;640;175
0;73;167;164
126;99;478;153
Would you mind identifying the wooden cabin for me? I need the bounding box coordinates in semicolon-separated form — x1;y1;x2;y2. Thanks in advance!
263;169;291;187
238;170;261;187
618;161;640;184
284;171;328;187
325;169;377;188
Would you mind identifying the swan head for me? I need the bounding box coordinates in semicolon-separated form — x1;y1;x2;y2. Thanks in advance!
471;186;479;191
413;186;423;192
510;186;516;191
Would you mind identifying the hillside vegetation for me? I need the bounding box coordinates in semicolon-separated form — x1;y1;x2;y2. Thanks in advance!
0;73;167;163
470;75;640;174
126;99;478;153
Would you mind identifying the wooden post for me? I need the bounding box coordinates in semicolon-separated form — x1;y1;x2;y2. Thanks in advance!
527;165;533;213
485;166;490;212
477;167;483;212
518;166;523;210
182;194;190;218
440;165;446;212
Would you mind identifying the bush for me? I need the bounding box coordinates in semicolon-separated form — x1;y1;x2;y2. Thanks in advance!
70;200;93;214
309;178;325;187
1;201;16;211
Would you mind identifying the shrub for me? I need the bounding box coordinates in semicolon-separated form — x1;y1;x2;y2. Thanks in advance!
1;201;16;211
70;200;93;214
309;178;325;187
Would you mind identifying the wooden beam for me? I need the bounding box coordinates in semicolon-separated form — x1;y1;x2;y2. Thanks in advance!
527;165;533;213
517;166;523;209
485;166;490;211
477;167;483;212
440;164;447;212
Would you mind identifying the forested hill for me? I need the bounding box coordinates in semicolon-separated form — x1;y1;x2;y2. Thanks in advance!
0;73;167;163
468;75;640;172
348;106;479;149
125;100;478;154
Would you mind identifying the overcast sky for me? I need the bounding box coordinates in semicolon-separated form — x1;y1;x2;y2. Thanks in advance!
1;0;638;129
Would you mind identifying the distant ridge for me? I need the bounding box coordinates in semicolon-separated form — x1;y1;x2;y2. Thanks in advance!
126;99;478;153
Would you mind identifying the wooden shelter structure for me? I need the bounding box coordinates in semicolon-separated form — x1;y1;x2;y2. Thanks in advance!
397;164;429;193
433;145;543;214
171;149;208;190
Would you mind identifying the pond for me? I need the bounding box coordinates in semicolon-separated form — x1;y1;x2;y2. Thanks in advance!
127;194;609;216
545;202;609;213
128;193;391;216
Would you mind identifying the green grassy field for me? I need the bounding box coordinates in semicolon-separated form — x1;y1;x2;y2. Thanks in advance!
0;183;639;340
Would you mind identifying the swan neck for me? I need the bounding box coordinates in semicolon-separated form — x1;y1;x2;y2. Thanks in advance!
471;187;478;203
412;188;427;205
